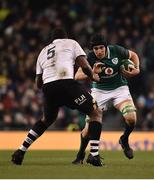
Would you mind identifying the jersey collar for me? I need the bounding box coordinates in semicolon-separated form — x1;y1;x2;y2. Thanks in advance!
107;46;110;58
53;39;66;43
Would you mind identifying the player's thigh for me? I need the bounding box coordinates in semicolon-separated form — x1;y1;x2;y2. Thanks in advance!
91;88;113;111
113;87;137;123
113;86;133;106
115;99;137;123
65;81;96;115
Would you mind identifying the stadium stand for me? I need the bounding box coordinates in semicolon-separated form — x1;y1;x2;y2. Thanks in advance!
0;0;154;130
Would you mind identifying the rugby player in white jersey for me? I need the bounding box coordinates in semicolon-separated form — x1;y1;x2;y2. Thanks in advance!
11;28;104;166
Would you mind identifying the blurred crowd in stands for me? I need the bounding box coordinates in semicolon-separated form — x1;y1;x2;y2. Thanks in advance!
0;0;154;131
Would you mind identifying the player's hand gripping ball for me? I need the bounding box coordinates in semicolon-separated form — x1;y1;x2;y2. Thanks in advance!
120;59;135;72
120;59;140;78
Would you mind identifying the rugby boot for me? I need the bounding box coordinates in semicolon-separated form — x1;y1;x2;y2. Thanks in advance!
86;154;104;167
72;152;85;164
119;135;134;159
11;149;25;165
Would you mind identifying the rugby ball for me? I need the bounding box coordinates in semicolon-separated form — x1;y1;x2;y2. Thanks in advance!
120;59;135;72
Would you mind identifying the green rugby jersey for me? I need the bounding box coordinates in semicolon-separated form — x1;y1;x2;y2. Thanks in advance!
88;45;129;90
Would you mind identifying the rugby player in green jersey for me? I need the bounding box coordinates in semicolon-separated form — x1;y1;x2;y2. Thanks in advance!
72;34;140;164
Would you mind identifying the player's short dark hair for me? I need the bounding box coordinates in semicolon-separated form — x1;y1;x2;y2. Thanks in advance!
52;27;68;40
90;34;108;49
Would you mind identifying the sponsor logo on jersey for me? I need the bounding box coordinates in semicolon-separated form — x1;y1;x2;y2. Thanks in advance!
105;67;114;75
101;72;118;78
112;58;118;64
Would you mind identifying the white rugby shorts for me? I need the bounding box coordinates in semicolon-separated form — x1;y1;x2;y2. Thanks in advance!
91;85;133;111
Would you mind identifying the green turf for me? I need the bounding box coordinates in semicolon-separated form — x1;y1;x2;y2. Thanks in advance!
0;150;154;179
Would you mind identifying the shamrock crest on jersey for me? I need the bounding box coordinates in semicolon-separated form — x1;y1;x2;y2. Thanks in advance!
111;58;118;65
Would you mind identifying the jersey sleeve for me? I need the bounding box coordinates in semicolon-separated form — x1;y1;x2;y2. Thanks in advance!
115;45;129;59
74;41;86;59
36;53;43;75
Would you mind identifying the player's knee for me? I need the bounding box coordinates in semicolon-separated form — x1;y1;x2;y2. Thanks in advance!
124;112;137;126
121;104;136;125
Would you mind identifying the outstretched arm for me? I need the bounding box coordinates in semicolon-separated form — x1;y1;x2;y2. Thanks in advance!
75;55;100;82
75;67;88;80
75;62;105;80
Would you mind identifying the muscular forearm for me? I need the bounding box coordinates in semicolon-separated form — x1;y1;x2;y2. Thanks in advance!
129;50;140;69
82;66;93;80
76;55;100;81
76;55;93;80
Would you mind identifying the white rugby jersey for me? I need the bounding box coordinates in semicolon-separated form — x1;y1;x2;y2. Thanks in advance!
36;39;86;84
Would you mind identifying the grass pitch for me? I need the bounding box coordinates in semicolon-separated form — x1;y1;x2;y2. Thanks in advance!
0;150;154;179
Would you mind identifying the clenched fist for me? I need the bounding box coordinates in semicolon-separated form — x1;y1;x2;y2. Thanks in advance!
93;62;106;74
